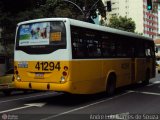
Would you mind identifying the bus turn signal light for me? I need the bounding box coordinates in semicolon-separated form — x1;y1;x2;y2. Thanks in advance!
62;71;67;76
64;66;68;71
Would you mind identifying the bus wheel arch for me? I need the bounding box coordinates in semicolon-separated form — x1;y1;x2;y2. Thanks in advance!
105;72;117;96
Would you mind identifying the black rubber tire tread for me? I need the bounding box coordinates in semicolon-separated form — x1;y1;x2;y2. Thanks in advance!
106;74;116;96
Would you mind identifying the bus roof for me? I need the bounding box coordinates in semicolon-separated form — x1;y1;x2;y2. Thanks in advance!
18;18;152;41
69;19;152;41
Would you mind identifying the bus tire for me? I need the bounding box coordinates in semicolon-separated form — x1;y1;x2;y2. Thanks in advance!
142;70;150;85
106;74;116;96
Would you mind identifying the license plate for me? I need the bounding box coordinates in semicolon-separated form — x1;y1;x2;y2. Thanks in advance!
35;73;44;79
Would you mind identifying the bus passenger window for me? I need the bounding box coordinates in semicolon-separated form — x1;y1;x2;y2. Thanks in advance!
96;48;101;57
76;44;88;58
88;42;97;57
88;40;101;58
110;43;116;57
72;42;77;55
145;49;151;57
145;42;153;57
102;44;110;57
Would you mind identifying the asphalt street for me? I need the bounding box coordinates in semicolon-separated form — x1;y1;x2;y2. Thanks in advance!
0;72;160;120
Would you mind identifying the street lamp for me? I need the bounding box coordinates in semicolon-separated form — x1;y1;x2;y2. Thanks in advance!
62;0;85;16
61;0;101;23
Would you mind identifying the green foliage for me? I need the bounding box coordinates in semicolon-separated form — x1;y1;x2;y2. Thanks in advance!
42;0;106;19
135;32;143;35
108;16;136;33
0;0;45;55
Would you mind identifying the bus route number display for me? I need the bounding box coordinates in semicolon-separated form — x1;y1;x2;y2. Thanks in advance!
35;62;61;71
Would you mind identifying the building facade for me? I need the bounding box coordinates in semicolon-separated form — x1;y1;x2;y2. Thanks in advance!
102;0;158;39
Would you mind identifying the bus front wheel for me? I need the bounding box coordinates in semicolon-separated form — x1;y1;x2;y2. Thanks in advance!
106;74;116;96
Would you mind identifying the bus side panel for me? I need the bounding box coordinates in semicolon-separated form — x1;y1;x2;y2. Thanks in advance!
135;58;146;82
146;58;156;79
135;58;155;82
69;59;132;94
69;60;103;94
102;59;132;88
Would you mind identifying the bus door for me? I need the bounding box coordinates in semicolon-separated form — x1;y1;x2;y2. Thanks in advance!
134;41;146;83
131;43;145;83
135;58;146;82
145;42;156;78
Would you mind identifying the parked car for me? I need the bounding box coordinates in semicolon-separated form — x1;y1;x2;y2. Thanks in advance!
0;68;15;95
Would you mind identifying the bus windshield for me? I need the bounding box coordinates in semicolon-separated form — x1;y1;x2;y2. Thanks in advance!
16;21;66;54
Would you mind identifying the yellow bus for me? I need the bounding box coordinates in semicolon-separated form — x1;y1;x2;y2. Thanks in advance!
14;18;156;95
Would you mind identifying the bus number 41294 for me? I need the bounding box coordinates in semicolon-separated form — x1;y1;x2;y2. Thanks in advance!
35;62;61;71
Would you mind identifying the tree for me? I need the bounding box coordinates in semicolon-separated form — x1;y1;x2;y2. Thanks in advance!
0;0;44;55
41;0;106;20
0;0;106;55
107;16;136;33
